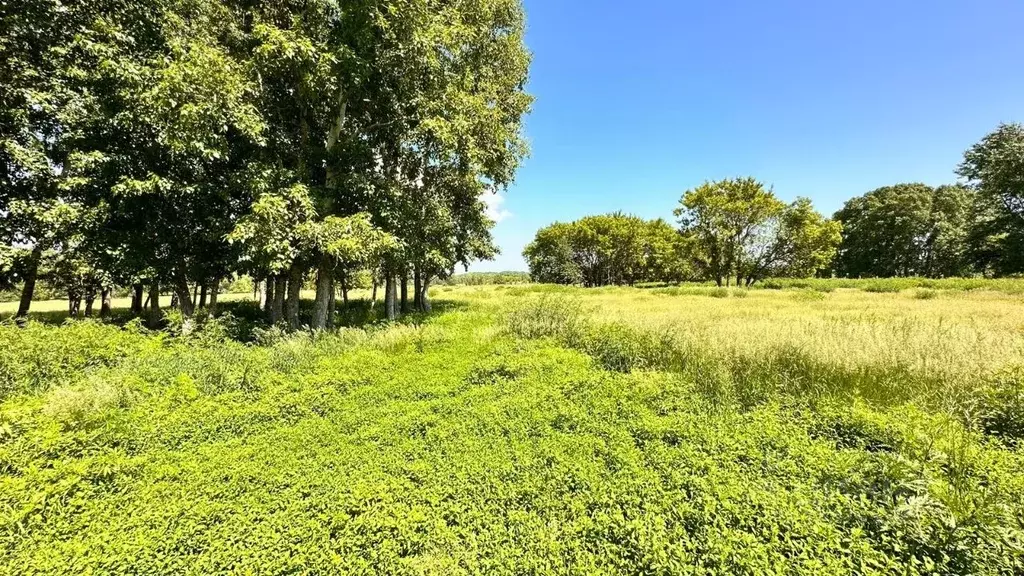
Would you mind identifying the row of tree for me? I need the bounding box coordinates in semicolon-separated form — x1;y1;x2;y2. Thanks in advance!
835;125;1024;278
525;180;841;287
525;123;1024;287
1;0;532;329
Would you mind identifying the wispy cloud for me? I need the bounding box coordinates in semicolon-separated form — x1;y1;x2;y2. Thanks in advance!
480;191;512;224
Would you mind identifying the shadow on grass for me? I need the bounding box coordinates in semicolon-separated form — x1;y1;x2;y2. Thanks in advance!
1;297;470;343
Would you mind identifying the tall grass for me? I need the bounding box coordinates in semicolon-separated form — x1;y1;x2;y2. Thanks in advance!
503;288;1024;419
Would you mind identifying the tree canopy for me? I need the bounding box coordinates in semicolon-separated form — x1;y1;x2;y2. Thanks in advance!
1;0;532;328
524;214;694;286
957;123;1024;275
833;184;976;278
675;178;840;287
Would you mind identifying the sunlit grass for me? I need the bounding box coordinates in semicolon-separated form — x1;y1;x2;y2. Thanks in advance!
484;284;1024;411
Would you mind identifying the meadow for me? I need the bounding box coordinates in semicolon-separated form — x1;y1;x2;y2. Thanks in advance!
1;283;1022;574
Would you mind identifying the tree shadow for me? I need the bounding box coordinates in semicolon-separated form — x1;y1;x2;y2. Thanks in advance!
1;297;471;344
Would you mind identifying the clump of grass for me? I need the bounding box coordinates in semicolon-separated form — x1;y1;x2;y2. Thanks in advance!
42;378;134;430
913;288;940;300
505;294;584;340
976;368;1024;446
863;280;902;293
792;289;827;301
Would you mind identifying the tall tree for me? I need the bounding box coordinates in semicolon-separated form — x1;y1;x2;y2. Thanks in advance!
833;183;976;278
958;123;1024;275
740;197;842;285
674;178;786;286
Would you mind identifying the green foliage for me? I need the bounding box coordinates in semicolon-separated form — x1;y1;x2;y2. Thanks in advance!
958;123;1024;275
442;272;532;285
0;320;156;399
1;289;1022;573
523;214;694;286
675;178;840;286
977;368;1024;446
834;183;977;278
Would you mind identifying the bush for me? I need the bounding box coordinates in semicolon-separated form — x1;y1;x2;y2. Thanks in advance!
977;369;1024;446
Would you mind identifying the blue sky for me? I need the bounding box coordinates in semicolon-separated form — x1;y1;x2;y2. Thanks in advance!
474;0;1024;272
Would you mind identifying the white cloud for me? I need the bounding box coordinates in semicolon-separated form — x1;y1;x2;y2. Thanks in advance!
480;191;512;224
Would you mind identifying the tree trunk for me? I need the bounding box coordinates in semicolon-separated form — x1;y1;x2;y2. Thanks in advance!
199;284;208;309
413;266;423;310
208;282;219;312
371;278;378;309
385;275;397;321
420;275;432;313
339;273;349;306
131;283;144;315
173;269;195;320
400;270;409;312
192;284;199;309
286;262;302;330
272;275;286;325
84;287;96;317
15;245;42;318
264;276;275;317
311;255;334;330
170;292;178;309
100;287;112;318
327;285;336;329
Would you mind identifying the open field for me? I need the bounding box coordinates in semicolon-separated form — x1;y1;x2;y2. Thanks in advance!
1;284;1022;574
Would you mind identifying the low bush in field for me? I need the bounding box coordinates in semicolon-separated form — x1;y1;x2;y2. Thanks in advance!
0;319;157;399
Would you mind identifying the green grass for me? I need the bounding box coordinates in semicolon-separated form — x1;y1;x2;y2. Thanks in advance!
1;285;1022;574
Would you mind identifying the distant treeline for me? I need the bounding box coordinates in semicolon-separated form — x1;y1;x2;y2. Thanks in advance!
442;272;532;286
525;123;1024;286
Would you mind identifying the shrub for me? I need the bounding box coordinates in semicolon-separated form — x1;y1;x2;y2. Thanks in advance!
977;369;1024;446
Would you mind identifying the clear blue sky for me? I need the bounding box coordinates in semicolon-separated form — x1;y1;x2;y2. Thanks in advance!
474;0;1024;272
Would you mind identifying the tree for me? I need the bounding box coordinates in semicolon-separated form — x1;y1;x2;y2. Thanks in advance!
524;222;583;284
675;178;786;286
0;0;94;317
741;197;842;285
643;219;696;283
833;183;976;278
523;214;695;286
2;0;531;327
236;0;531;328
958;123;1024;275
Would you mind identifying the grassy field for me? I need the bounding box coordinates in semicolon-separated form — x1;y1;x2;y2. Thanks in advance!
1;284;1022;574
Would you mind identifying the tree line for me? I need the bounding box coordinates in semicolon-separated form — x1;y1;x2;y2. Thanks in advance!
525;123;1024;287
1;0;532;330
525;180;841;287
